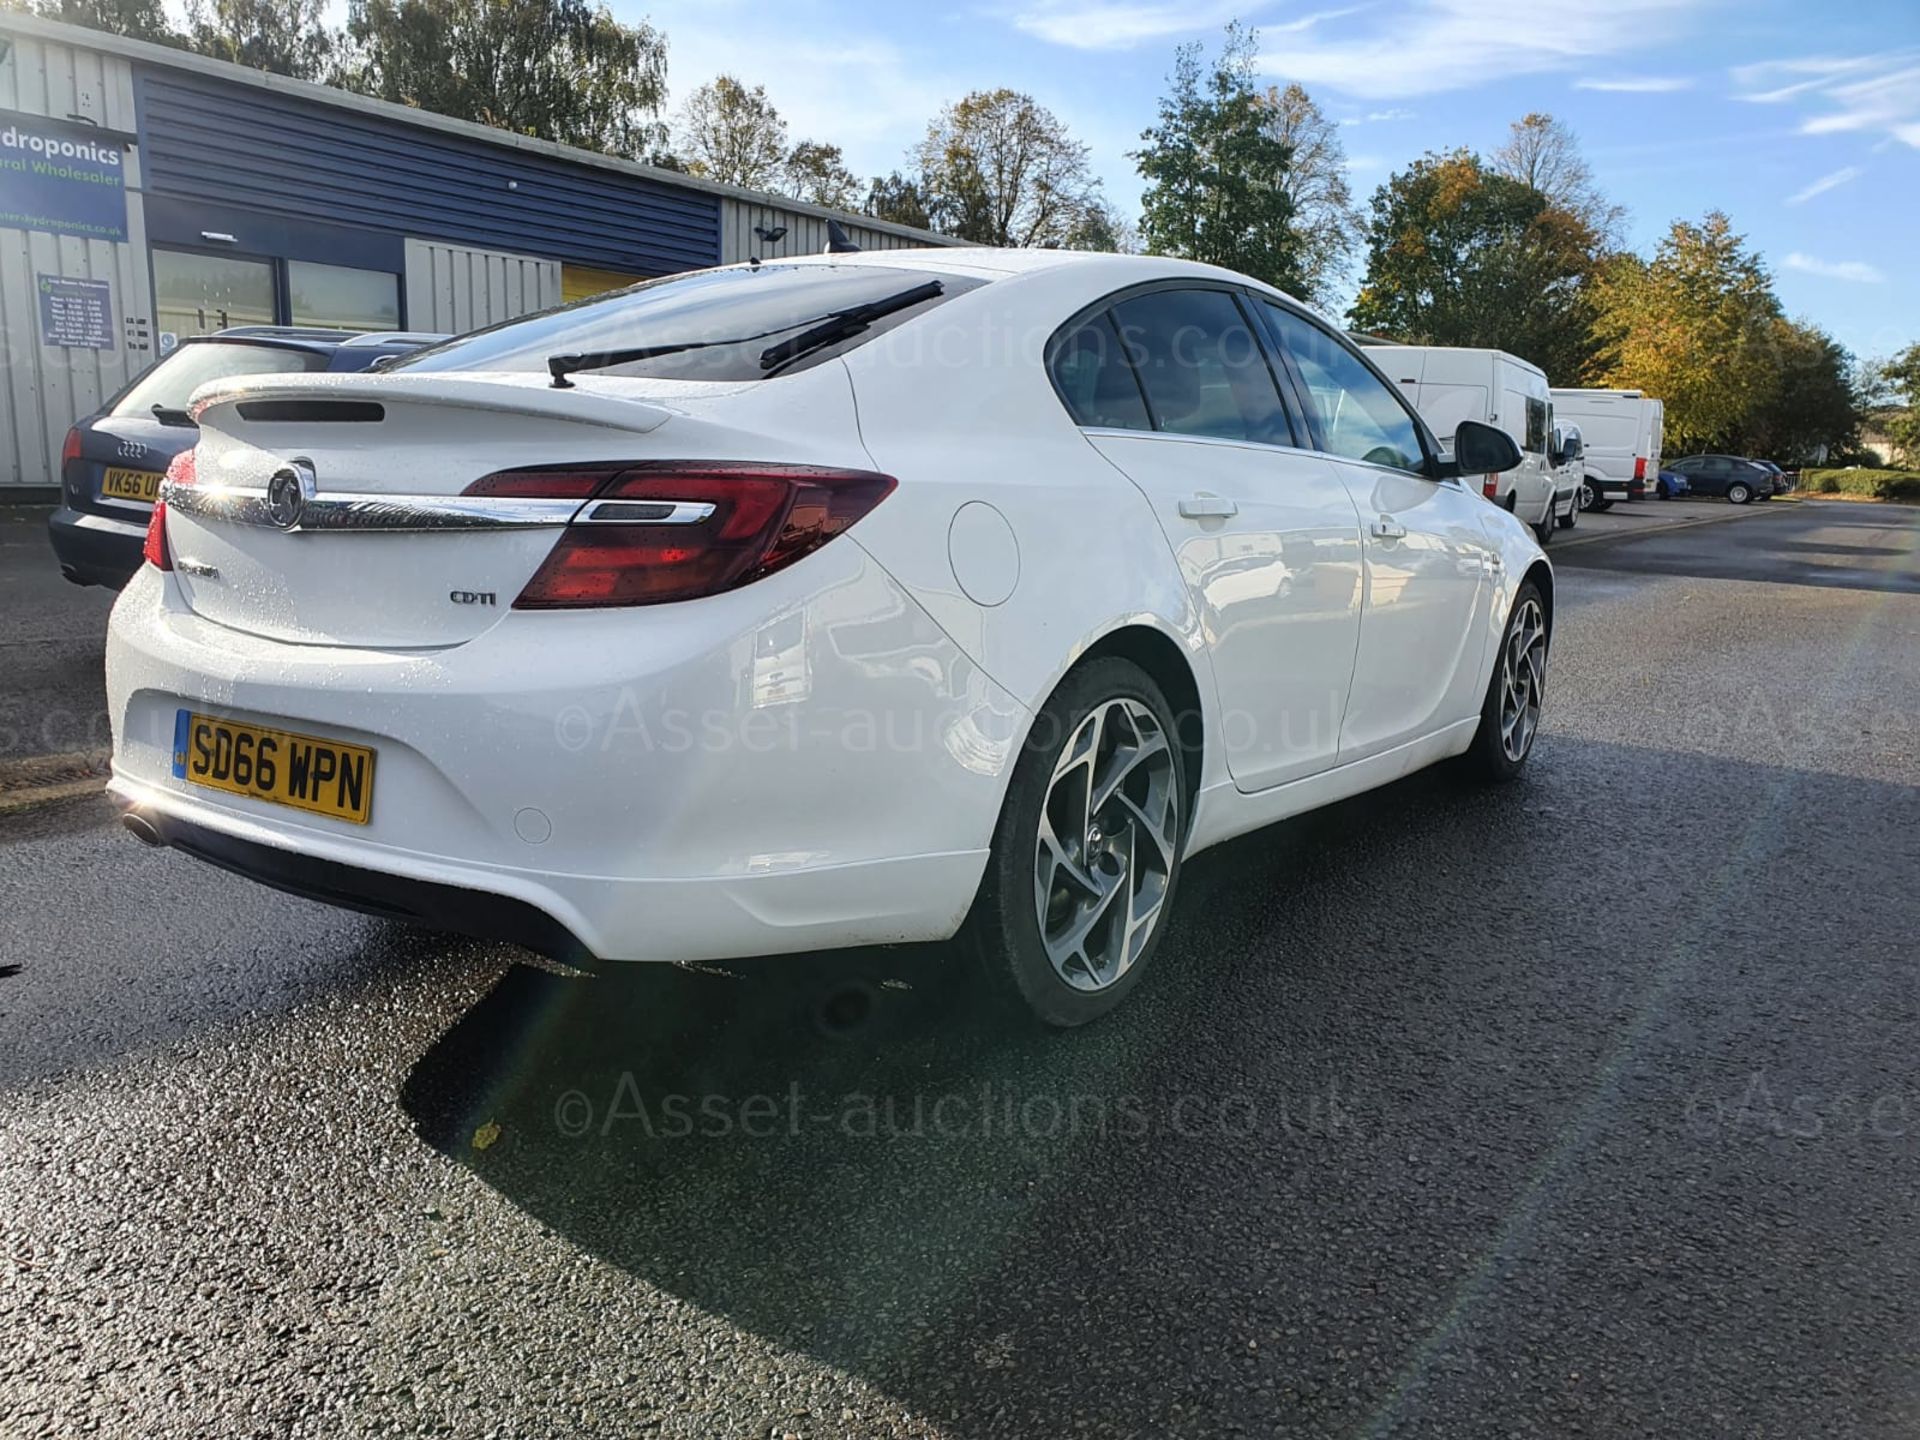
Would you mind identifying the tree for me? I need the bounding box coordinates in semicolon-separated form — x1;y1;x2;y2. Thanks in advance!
865;170;932;231
783;139;859;210
1490;112;1622;243
1133;24;1303;292
1876;343;1920;463
338;0;668;158
1592;212;1782;452
914;88;1104;248
1747;320;1861;464
1350;149;1603;382
27;0;181;45
186;0;330;77
675;74;788;190
1259;83;1361;302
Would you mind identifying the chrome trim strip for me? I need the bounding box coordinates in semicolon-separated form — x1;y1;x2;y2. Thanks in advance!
578;499;716;525
163;484;583;532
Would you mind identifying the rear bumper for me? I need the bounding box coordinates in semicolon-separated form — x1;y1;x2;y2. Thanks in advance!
47;506;144;588
103;549;1020;963
1590;478;1646;499
121;799;590;963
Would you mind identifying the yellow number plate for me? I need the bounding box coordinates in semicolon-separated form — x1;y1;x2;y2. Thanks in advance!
172;711;376;824
102;466;163;503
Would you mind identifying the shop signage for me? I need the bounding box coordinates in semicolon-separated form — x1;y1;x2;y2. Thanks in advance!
0;113;129;242
37;273;115;349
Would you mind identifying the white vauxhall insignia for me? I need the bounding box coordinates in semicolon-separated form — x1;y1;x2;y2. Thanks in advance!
106;249;1550;1027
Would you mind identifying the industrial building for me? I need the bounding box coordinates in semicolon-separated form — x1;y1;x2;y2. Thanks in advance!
0;12;959;491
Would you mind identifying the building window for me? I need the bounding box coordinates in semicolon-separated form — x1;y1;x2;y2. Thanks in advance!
154;249;276;339
288;261;401;332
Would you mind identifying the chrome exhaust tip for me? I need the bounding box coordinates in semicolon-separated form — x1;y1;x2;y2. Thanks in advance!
121;812;164;847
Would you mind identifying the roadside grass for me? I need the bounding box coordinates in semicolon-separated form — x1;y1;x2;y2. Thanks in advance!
1799;468;1920;503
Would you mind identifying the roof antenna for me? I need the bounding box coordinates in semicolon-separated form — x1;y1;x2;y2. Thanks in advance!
824;219;861;254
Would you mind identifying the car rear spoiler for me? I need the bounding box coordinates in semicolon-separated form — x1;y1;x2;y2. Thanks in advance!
187;371;677;435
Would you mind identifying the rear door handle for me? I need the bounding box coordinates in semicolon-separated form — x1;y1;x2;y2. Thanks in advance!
1178;494;1238;520
1371;517;1407;540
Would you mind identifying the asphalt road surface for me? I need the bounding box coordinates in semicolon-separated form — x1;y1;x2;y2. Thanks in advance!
2;500;1917;1439
0;507;116;764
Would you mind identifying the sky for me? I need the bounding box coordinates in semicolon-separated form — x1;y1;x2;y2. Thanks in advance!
630;0;1919;364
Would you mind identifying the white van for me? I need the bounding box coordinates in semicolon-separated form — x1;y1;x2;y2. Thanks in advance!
1549;388;1664;510
1366;345;1571;542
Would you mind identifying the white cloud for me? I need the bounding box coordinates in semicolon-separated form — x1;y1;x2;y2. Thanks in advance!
1248;0;1706;100
1009;0;1253;50
1783;252;1886;284
1784;165;1863;205
1574;76;1693;93
1731;52;1920;148
1341;107;1416;124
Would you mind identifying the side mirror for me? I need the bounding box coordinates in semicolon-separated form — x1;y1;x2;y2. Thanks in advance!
1446;419;1523;478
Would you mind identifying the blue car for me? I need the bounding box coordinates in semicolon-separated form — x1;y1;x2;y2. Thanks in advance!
48;327;444;588
1654;467;1691;499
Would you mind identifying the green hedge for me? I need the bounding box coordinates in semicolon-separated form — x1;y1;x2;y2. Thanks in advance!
1799;468;1920;502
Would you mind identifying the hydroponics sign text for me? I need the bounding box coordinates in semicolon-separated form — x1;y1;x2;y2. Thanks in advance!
0;116;128;242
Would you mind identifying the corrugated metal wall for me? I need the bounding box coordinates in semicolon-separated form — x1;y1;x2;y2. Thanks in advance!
139;71;721;277
0;28;152;489
403;239;560;334
718;200;955;265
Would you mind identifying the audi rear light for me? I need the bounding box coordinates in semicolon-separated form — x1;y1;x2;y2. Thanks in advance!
144;449;195;571
465;461;897;608
60;425;82;470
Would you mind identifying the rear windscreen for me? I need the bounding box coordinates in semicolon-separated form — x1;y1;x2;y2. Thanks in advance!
389;263;981;383
110;344;329;418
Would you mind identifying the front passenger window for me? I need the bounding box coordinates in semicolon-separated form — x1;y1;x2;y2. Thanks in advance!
1261;303;1426;473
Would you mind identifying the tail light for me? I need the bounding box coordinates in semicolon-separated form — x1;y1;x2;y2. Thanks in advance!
464;461;897;608
60;425;82;471
143;501;171;570
1633;457;1647;481
144;449;196;571
1483;477;1499;499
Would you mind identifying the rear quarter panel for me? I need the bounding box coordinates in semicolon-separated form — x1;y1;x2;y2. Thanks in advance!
837;265;1212;769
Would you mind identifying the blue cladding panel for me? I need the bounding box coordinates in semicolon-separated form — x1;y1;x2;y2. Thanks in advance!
137;70;720;274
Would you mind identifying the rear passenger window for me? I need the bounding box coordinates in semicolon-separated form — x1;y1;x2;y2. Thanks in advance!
1049;312;1151;431
1262;303;1426;473
1109;289;1294;447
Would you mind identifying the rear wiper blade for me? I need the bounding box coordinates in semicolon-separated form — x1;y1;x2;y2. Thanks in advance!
757;280;944;374
151;404;197;427
545;279;944;389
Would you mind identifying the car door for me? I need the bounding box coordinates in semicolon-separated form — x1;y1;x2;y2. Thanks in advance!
1693;457;1730;496
1257;301;1499;763
1053;288;1365;792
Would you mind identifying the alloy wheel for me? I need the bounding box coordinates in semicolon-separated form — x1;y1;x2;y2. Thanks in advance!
1033;698;1179;992
1498;598;1547;763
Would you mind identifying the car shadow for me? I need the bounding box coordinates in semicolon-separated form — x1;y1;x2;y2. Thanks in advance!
395;732;1920;1437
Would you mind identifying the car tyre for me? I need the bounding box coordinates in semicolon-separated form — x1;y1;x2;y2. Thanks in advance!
1462;581;1548;784
1579;479;1612;513
1727;481;1752;505
965;657;1189;1028
1555;495;1577;531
